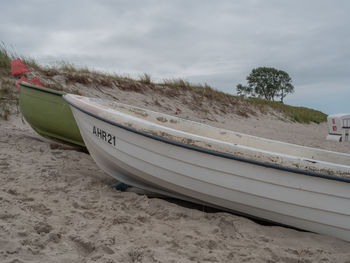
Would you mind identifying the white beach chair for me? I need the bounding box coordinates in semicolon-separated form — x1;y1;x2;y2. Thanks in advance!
327;113;350;142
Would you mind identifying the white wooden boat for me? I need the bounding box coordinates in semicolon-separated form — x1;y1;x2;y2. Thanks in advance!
63;94;350;241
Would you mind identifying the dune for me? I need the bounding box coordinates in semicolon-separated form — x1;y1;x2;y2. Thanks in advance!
1;67;350;262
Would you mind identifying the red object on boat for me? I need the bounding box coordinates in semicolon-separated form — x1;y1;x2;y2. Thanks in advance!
30;77;46;88
16;76;46;91
11;58;30;75
12;58;46;90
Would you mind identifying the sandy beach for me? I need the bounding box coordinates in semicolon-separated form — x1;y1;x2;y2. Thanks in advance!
1;82;350;263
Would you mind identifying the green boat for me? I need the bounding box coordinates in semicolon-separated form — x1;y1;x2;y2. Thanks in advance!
19;81;86;148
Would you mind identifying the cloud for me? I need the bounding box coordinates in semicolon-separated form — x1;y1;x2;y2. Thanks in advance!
1;0;349;113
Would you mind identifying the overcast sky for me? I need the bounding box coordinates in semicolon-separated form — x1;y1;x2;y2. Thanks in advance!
1;0;349;114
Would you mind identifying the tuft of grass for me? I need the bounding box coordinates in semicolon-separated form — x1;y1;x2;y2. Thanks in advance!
0;43;13;75
161;78;191;90
64;71;91;85
246;98;327;124
0;79;15;120
21;56;40;71
0;42;40;76
139;73;152;85
159;79;242;113
160;79;231;100
56;61;91;74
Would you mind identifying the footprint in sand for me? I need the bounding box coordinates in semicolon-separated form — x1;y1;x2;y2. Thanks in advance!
69;235;95;256
34;222;53;234
29;203;53;216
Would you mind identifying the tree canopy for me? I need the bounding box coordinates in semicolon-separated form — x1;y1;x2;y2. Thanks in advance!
236;67;294;103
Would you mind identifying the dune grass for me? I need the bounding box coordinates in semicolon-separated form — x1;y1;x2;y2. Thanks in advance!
246;97;327;124
0;45;327;123
0;43;40;74
0;44;12;75
159;79;235;103
0;45;15;120
0;79;16;120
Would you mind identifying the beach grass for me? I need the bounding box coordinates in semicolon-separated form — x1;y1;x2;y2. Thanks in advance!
0;43;40;73
246;97;327;124
0;46;328;124
139;73;152;85
0;44;12;75
0;78;17;120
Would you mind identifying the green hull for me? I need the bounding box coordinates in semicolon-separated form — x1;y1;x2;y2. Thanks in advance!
19;82;86;148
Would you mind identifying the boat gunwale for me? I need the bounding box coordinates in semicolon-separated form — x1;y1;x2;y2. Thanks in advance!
20;81;65;96
63;94;350;184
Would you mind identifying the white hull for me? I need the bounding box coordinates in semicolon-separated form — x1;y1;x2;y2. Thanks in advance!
64;95;350;242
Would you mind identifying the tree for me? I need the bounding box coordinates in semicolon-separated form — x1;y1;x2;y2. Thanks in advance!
236;84;253;97
236;67;294;102
275;70;294;103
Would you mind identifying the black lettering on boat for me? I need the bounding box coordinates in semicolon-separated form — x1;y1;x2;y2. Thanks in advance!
92;126;117;147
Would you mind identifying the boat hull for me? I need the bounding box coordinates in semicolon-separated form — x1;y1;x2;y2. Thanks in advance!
65;97;350;242
64;95;350;241
19;82;85;148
